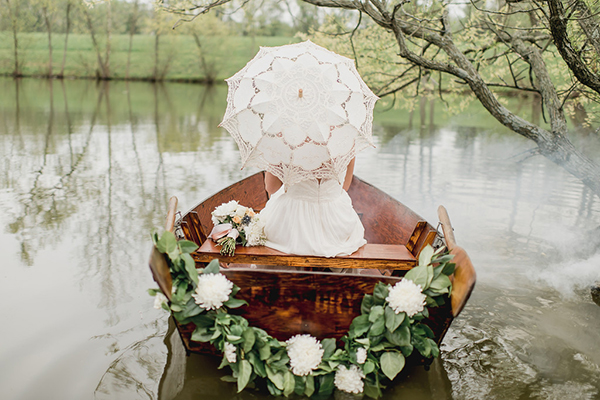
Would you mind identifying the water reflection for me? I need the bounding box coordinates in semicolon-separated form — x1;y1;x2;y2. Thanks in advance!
0;77;599;399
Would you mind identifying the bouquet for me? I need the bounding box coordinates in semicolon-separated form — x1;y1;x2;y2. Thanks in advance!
209;200;267;256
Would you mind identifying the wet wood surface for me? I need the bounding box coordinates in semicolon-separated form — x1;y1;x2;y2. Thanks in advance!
194;240;417;270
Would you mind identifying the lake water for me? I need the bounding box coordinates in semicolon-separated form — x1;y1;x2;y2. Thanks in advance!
1;77;599;400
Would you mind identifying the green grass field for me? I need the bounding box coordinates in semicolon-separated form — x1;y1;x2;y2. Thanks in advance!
0;32;299;81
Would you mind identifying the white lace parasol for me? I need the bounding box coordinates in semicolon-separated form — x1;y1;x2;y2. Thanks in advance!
220;40;379;186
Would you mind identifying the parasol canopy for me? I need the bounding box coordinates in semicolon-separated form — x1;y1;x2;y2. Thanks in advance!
220;40;379;186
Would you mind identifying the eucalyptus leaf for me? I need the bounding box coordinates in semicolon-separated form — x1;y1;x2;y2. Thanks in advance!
304;375;315;397
355;338;370;347
294;375;306;396
368;305;384;323
179;240;199;254
361;295;375;315
418;245;434;267
364;380;381;399
322;338;336;359
404;264;428;288
266;365;285;390
317;374;335;397
242;328;255;353
247;351;266;378
204;259;221;275
373;282;389;303
237;359;252;392
442;262;456;276
191;326;213;342
221;375;237;383
283;370;295;396
385;306;405;333
369;316;385;337
430;274;452;292
363;360;375;374
380;352;405;381
182;253;199;285
224;298;248;309
259;343;271;360
426;264;434;289
349;315;370;338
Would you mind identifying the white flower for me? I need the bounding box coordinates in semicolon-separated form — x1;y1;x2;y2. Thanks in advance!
334;364;365;394
153;292;168;310
224;341;237;363
192;273;233;310
212;200;239;223
356;347;367;364
244;217;266;246
286;334;324;376
386;279;427;317
234;204;248;218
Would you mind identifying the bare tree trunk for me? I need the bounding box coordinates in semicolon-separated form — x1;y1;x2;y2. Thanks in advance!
6;0;21;77
42;6;53;78
191;32;216;83
83;6;109;79
59;2;72;78
126;0;139;80
153;33;160;81
105;1;112;78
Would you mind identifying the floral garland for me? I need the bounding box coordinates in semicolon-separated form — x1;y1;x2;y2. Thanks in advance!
150;231;454;398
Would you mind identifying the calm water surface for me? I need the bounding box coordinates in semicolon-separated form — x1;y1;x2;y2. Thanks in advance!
1;78;599;400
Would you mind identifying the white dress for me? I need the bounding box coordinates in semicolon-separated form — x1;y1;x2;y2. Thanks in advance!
260;179;367;257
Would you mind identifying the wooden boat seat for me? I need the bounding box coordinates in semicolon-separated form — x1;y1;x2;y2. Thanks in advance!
193;240;416;270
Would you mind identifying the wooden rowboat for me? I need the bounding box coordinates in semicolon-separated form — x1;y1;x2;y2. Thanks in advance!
149;172;476;362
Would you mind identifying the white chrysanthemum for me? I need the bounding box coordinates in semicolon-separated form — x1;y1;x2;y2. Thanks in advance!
356;347;367;364
286;334;324;376
153;292;168;310
334;365;365;394
386;279;427;317
212;200;239;223
244;217;266;246
224;342;237;363
192;273;233;310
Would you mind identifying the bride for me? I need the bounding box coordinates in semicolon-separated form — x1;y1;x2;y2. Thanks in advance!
259;158;366;258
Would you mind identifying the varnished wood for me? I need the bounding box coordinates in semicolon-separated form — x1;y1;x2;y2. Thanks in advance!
406;221;427;254
149;246;173;301
165;196;178;233
437;206;476;318
195;240;416;270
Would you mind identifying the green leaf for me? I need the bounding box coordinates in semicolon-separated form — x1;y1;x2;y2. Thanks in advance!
430;274;452;292
426;264;434;289
259;343;271;360
368;305;384;323
294;375;306;396
224;297;248;309
322;338;336;359
283;370;295;397
247;351;267;378
191;326;213;342
361;294;375;315
369;316;385;337
355;338;370;347
182;253;199;285
266;365;285;390
404;264;428;287
385;306;405;333
220;375;237;383
317;374;335;397
204;259;220;275
237;359;252;392
380;352;405;381
373;282;389;303
442;262;456;276
364;360;375;374
391;325;411;346
242;328;255;353
349;315;370;338
364;380;381;399
157;231;177;255
418;244;434;267
304;375;315;397
179;240;199;254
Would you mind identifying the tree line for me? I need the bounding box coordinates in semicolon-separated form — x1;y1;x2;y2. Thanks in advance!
0;0;321;80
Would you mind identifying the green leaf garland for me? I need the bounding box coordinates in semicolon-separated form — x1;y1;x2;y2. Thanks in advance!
150;231;455;398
